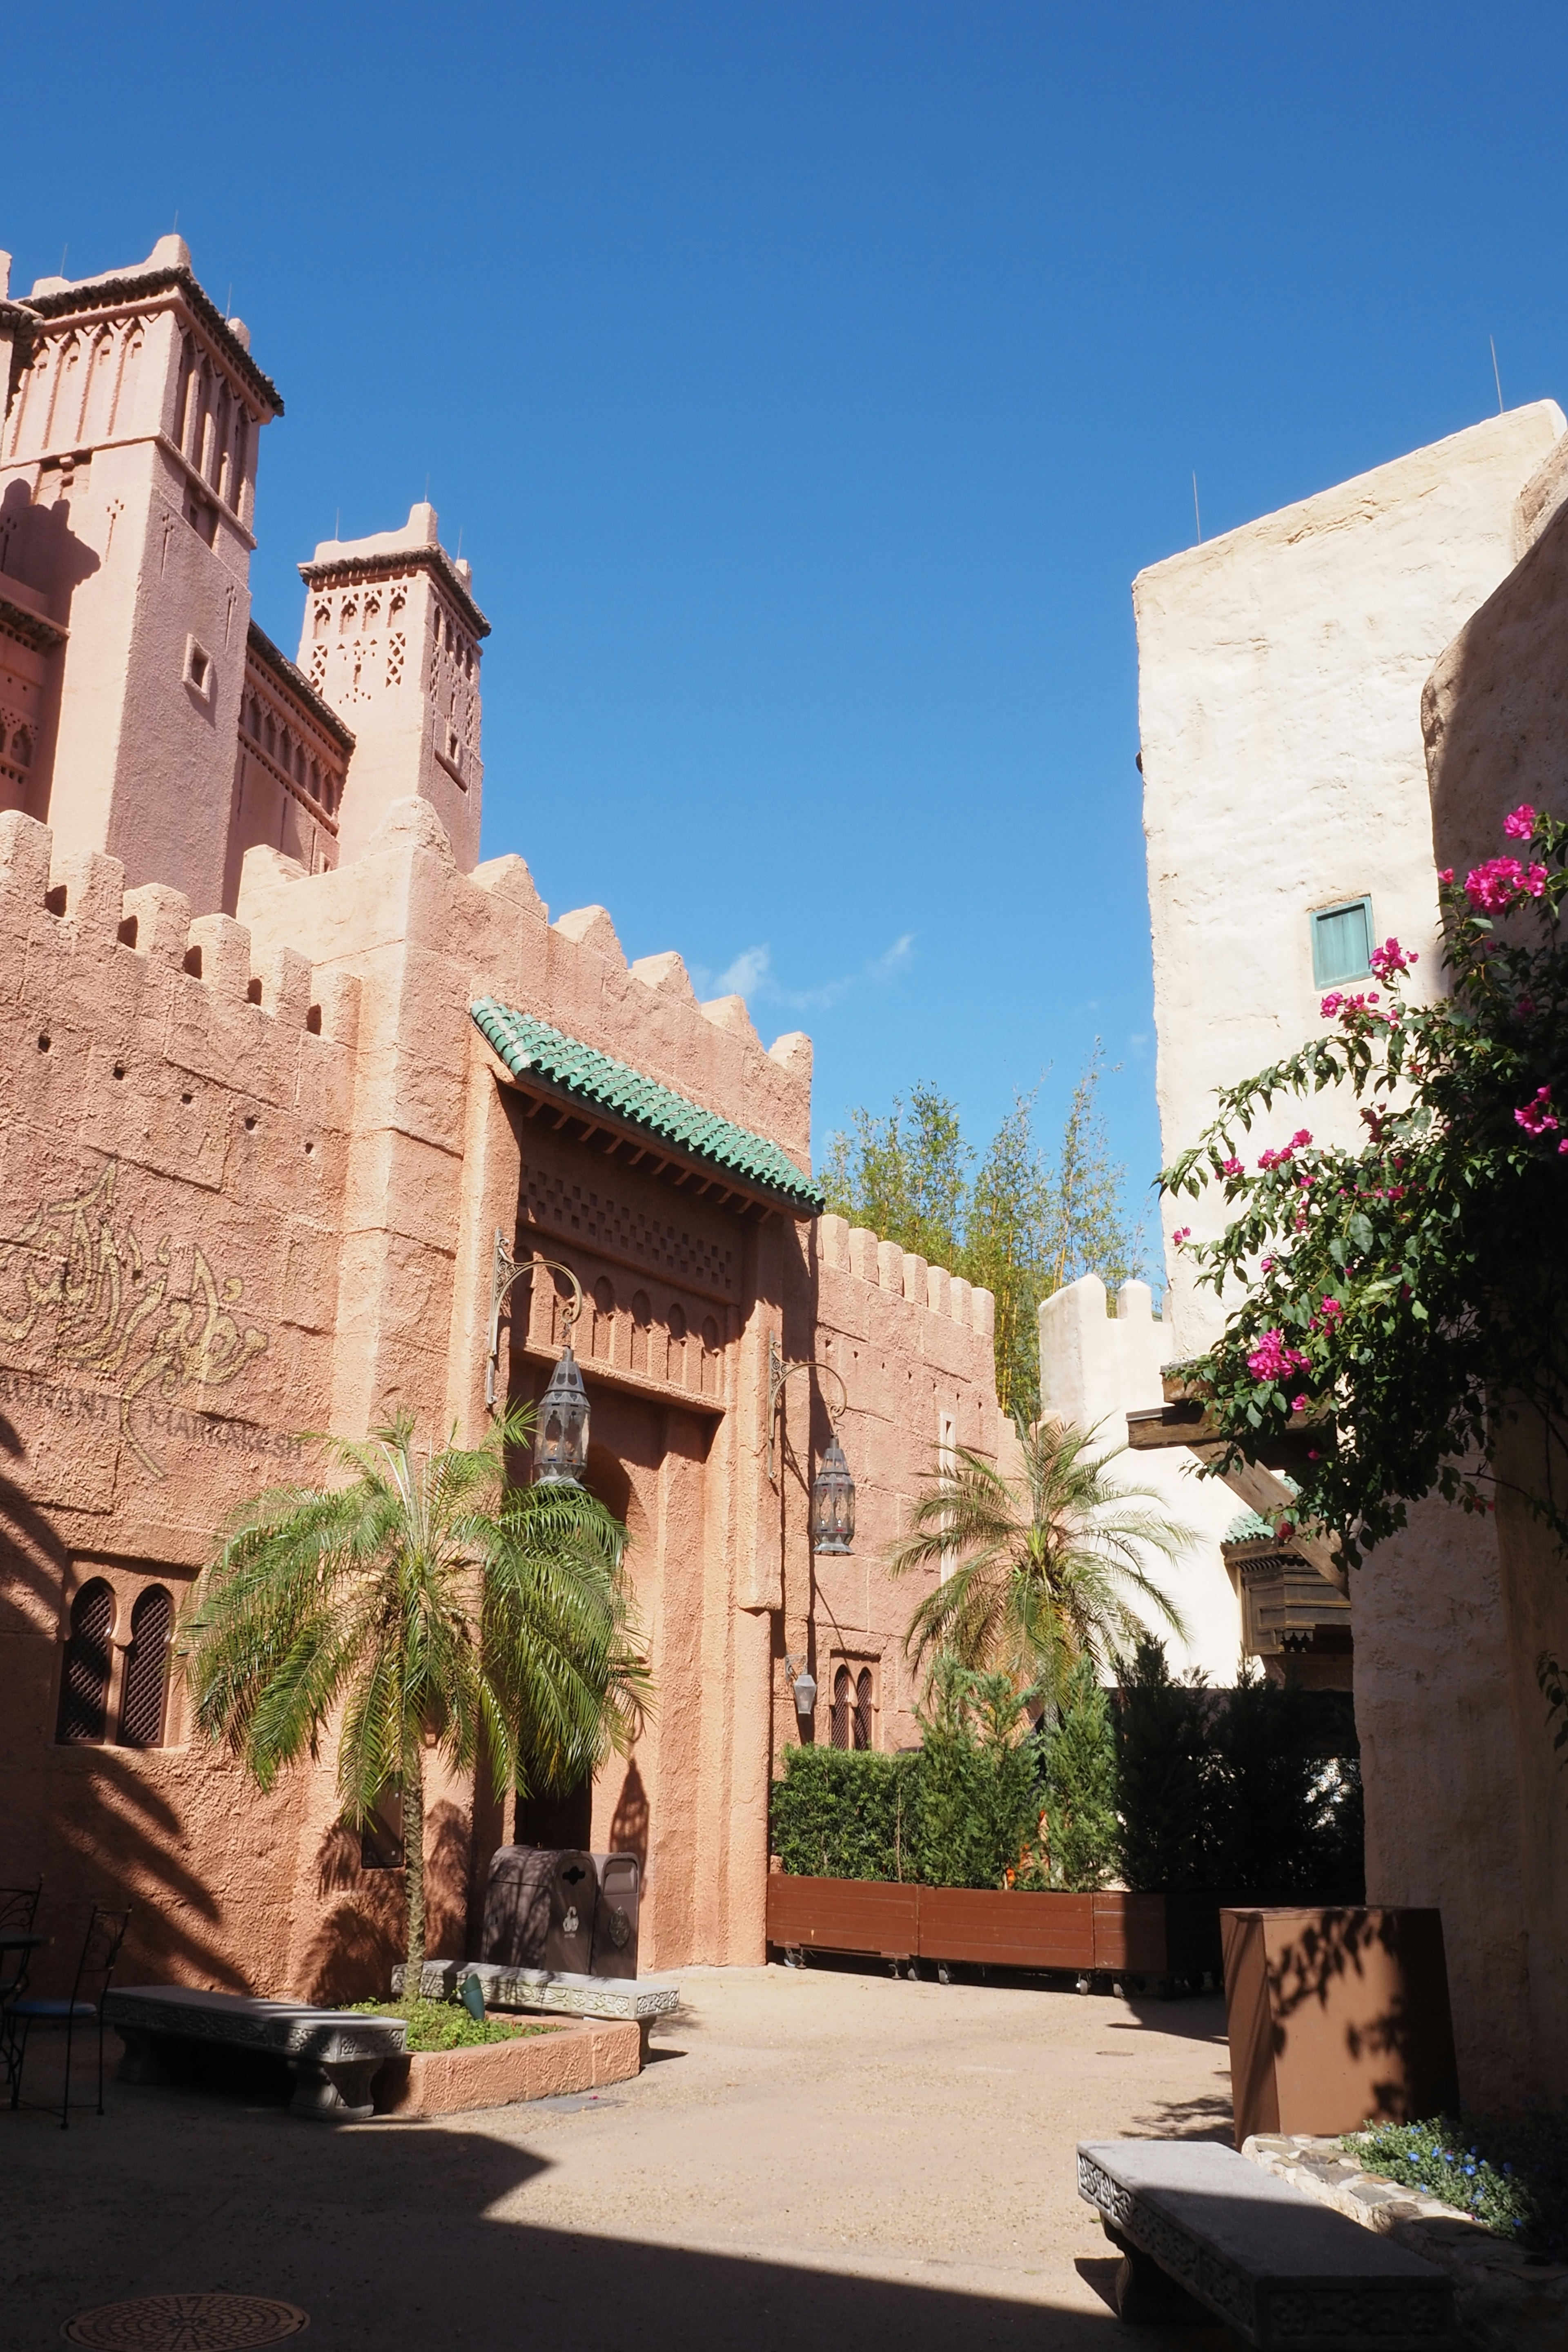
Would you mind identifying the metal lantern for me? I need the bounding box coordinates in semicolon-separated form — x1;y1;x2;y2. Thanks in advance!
811;1431;855;1555
534;1344;590;1485
792;1668;817;1721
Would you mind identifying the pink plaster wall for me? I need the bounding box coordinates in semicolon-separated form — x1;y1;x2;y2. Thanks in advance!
0;237;1009;2005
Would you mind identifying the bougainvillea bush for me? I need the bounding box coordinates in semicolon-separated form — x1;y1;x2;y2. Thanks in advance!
1161;802;1568;1591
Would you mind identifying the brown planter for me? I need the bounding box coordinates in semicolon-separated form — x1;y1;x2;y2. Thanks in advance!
766;1875;1169;1976
766;1874;919;1958
1091;1891;1167;1973
372;2015;641;2119
918;1886;1095;1969
1221;1906;1460;2146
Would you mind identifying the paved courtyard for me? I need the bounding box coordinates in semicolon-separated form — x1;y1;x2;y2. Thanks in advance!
2;1963;1236;2351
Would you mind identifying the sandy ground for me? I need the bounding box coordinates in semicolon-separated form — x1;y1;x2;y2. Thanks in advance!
1;1961;1238;2350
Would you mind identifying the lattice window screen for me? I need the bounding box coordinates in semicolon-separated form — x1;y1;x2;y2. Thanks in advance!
118;1586;173;1749
56;1580;114;1744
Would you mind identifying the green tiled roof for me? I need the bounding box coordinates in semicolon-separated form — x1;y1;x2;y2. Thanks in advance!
471;997;824;1217
1223;1508;1278;1546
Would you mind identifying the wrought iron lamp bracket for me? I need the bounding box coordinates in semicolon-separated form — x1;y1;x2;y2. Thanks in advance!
486;1232;584;1412
766;1331;847;1486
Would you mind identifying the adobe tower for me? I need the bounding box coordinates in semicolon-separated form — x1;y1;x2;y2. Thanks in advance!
0;236;282;915
297;503;487;870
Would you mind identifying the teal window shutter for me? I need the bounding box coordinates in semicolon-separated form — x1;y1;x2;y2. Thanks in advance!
1311;896;1373;987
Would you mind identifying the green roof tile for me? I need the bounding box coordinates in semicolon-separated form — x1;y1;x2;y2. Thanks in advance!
471;997;824;1217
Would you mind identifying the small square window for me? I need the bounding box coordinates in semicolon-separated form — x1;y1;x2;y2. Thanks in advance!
1311;896;1373;987
183;637;213;703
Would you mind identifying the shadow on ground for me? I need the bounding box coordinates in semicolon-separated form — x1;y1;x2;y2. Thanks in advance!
1;2067;1232;2352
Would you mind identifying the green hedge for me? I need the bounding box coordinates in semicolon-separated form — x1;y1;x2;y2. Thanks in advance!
769;1646;1363;1902
770;1661;1120;1892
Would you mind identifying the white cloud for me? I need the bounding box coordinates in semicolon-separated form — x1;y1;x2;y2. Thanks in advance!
690;932;917;1017
713;944;773;997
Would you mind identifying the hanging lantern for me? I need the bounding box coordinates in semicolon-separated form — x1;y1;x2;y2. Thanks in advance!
534;1345;590;1485
811;1430;855;1555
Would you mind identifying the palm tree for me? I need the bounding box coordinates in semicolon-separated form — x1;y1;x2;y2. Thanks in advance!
889;1417;1192;1706
182;1406;648;2001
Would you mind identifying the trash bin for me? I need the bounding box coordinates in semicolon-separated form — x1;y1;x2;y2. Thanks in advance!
481;1845;557;1969
589;1853;641;1978
1221;1906;1460;2145
548;1851;598;1973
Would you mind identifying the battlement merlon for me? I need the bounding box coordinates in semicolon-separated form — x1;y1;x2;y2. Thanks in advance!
814;1211;996;1341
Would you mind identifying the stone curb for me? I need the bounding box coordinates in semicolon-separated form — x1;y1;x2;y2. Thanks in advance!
1243;2132;1568;2352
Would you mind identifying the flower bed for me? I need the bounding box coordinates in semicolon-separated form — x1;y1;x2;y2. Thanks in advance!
347;1997;550;2052
372;2013;641;2118
1244;2130;1568;2352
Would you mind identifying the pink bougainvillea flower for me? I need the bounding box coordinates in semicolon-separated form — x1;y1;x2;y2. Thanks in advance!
1260;1257;1274;1272
1221;1156;1243;1176
1515;1086;1560;1137
1369;937;1417;983
1247;1330;1309;1382
1171;1227;1191;1247
1291;1393;1309;1412
1466;857;1549;912
1519;994;1537;1017
1503;804;1537;840
1320;991;1343;1018
1291;1129;1313;1148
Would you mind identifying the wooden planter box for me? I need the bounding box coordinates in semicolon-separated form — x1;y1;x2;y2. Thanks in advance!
766;1875;1171;1975
765;1875;920;1960
372;2015;641;2119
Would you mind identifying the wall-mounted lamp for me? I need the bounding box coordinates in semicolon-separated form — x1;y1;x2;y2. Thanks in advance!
766;1334;855;1555
488;1232;590;1486
784;1653;817;1722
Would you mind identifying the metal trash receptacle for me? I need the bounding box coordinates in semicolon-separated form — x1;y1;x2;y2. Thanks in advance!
547;1851;599;1973
589;1853;641;1978
481;1845;557;1969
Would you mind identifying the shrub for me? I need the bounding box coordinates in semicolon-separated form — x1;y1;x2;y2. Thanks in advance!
910;1665;1045;1889
768;1746;921;1881
1115;1637;1363;1903
1042;1656;1120;1890
1348;2109;1568;2256
344;1998;553;2052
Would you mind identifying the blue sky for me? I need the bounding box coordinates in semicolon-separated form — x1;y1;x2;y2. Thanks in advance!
7;4;1568;1241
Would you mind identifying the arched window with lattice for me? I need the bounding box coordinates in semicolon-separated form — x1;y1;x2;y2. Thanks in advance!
830;1665;853;1750
118;1586;173;1749
853;1668;875;1751
56;1581;114;1744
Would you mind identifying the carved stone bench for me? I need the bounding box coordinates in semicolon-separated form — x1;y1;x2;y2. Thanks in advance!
104;1986;407;2123
395;1960;680;2058
1077;2139;1458;2348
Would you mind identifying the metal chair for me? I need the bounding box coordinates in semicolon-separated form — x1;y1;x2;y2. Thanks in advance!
0;1880;43;2097
6;1904;130;2128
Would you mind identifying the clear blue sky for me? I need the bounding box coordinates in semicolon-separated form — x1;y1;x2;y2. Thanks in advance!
7;4;1567;1243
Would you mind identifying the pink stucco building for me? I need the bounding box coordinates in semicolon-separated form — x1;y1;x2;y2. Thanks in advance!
0;239;1006;1996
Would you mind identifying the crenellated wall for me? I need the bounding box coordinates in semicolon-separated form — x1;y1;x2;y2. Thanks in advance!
777;1212;1001;1757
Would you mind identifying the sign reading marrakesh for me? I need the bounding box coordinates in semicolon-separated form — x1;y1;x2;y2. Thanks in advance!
0;1161;293;1481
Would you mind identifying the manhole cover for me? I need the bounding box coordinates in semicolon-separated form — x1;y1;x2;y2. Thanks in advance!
63;2295;308;2350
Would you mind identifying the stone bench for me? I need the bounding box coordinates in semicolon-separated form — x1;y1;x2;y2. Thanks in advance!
396;1959;680;2057
104;1986;407;2123
1077;2139;1458;2348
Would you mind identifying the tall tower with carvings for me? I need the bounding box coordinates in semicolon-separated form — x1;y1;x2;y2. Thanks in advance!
0;236;282;915
296;504;487;871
